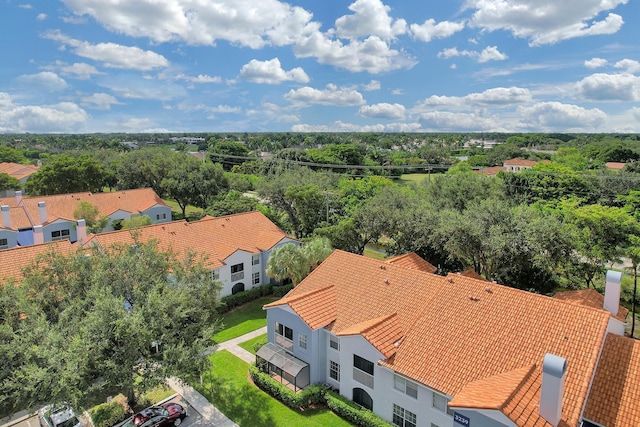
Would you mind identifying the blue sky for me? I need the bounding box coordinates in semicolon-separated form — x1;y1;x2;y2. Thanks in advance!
0;0;639;133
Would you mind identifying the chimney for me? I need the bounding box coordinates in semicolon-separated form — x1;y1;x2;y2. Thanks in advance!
1;205;10;229
33;225;44;245
15;190;23;205
604;270;622;317
540;353;567;427
38;201;47;224
76;219;87;245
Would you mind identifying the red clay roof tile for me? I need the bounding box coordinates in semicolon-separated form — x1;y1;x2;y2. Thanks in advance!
553;289;628;322
385;252;437;273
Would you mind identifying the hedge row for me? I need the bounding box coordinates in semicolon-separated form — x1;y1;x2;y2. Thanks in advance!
248;366;325;409
325;392;394;427
217;283;294;314
249;366;392;427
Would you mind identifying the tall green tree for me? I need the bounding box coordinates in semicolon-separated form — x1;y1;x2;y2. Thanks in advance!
0;172;21;192
25;155;108;195
0;240;220;412
266;237;333;286
73;201;109;233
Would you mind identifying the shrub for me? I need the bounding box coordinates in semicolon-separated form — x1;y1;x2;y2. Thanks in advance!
248;366;326;410
217;284;273;314
325;392;393;427
89;399;126;427
272;283;294;297
252;336;268;353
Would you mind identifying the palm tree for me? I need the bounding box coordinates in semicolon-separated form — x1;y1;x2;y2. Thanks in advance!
266;237;334;286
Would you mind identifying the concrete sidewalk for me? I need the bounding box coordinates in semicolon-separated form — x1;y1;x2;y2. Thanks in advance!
215;326;267;364
167;378;238;427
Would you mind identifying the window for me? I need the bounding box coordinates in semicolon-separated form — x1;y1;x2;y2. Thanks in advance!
275;321;293;350
392;404;416;427
298;333;307;349
211;269;220;280
394;374;418;399
253;272;260;285
432;392;454;416
329;336;339;350
231;283;245;294
51;229;70;241
0;238;7;249
354;354;374;376
252;254;260;265
231;263;244;273
330;361;340;381
156;213;166;220
353;388;373;411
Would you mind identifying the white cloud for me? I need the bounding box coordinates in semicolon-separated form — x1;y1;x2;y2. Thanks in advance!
19;4;33;9
57;62;103;80
61;0;316;49
359;103;406;120
100;75;187;101
334;0;407;40
391;89;404;95
81;93;122;110
36;13;47;21
43;31;169;71
362;80;381;91
468;0;627;46
576;73;640;101
294;33;416;73
419;111;501;131
292;121;385;132
614;59;640;73
385;122;422;132
116;117;156;131
239;58;309;84
277;114;300;123
584;57;608;69
437;46;508;63
633;107;640;121
478;46;508;63
518;102;607;130
16;71;69;91
0;95;88;132
176;73;222;84
415;88;533;113
285;84;366;106
410;19;465;43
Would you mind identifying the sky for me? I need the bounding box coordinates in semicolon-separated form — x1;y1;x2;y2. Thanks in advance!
0;0;639;134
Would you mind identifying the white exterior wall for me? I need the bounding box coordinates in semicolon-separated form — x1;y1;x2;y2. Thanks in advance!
336;335;385;410
105;209;132;231
43;219;76;243
218;250;253;297
141;204;172;224
0;228;18;249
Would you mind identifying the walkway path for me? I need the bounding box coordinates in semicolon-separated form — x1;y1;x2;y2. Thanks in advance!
215;326;267;364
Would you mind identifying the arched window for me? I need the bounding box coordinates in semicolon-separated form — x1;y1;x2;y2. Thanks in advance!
353;387;373;411
232;282;245;295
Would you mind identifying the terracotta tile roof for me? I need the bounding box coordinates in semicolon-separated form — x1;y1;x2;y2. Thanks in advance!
450;364;536;410
475;166;505;176
553;289;628;322
503;158;538;167
0;240;74;284
584;333;640;427
266;285;337;330
0;205;32;230
338;313;403;358
84;211;292;269
458;269;487;281
0;162;39;180
271;250;611;427
605;162;626;170
385;252;437;273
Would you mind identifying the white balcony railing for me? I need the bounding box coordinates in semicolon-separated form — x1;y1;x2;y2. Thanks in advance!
231;271;244;281
353;368;374;388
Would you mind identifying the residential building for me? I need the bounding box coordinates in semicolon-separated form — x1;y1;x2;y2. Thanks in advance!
0;240;74;285
0;188;171;249
0;162;39;197
502;158;538;173
83;211;297;297
261;251;636;427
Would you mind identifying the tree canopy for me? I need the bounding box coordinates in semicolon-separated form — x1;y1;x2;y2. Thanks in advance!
25;154;108;196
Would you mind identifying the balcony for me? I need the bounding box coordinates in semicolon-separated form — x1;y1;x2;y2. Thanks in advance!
231;271;244;282
353;368;374;389
275;334;294;351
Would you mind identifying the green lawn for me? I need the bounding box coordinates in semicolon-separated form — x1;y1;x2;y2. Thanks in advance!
212;297;277;343
238;333;267;354
399;173;430;185
197;351;351;427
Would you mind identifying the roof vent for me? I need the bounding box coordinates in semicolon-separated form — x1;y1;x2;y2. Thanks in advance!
469;295;480;302
484;286;492;293
447;277;454;283
383;278;389;284
379;264;386;269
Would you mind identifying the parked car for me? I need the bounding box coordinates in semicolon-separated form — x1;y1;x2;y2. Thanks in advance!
128;402;187;427
38;404;83;427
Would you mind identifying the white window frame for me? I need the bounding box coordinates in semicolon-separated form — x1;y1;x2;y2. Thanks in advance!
432;392;454;416
0;238;8;249
211;269;220;281
394;374;418;399
252;254;260;265
329;335;339;350
156;213;166;220
253;272;260;285
298;333;307;350
392;404;416;427
329;360;340;381
51;229;70;241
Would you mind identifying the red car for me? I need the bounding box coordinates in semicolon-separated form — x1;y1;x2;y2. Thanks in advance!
131;402;187;427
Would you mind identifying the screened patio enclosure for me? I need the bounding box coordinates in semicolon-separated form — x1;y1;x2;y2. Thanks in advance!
256;342;310;391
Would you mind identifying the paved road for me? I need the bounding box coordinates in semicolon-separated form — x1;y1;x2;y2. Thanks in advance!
2;415;39;427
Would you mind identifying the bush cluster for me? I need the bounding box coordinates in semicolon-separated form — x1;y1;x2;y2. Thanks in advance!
217;284;273;314
89;399;126;427
272;283;294;297
249;366;392;427
325;392;394;427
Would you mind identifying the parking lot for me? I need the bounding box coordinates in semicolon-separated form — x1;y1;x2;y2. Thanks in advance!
165;395;205;427
2;415;40;427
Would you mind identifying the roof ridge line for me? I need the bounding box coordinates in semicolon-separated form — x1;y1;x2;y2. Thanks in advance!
499;363;538;411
